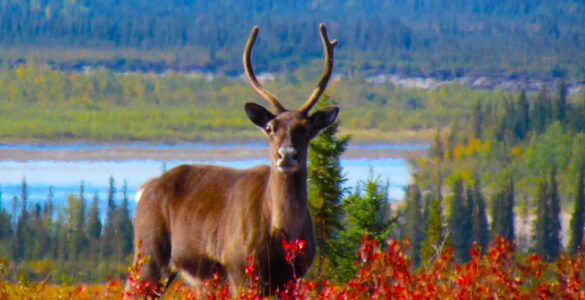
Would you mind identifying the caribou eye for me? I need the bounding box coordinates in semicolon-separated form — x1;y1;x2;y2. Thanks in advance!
265;124;272;134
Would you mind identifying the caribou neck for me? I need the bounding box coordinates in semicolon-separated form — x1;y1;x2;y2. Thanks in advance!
266;167;308;237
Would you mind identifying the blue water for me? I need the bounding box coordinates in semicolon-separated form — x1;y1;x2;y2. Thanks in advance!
0;144;415;217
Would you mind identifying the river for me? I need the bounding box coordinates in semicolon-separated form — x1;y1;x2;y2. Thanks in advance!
0;143;426;216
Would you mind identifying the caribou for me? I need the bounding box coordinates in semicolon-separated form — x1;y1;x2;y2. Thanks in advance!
130;24;338;296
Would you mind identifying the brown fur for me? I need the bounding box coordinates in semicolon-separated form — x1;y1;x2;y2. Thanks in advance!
133;163;316;294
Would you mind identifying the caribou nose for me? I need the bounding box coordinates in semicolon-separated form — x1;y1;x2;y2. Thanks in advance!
278;146;298;161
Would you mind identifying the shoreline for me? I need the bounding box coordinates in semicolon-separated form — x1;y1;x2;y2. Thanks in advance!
0;142;427;162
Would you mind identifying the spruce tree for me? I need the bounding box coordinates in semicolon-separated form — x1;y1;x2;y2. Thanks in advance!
307;95;349;278
102;176;117;259
117;180;134;260
447;178;472;262
568;165;585;254
492;178;515;243
553;81;567;124
0;196;13;258
533;177;549;259
13;178;31;261
420;194;446;264
547;167;562;260
53;211;68;261
335;174;393;282
404;183;424;266
515;90;530;140
86;192;102;260
471;178;490;251
471;100;483;139
66;194;87;261
533;169;562;262
430;128;445;162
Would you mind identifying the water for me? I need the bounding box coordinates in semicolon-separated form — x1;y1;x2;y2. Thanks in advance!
0;144;415;216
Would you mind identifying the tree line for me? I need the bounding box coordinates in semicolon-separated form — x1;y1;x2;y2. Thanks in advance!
0;0;583;78
0;177;133;282
402;83;585;266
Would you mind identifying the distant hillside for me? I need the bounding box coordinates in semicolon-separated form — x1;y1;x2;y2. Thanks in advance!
0;0;583;79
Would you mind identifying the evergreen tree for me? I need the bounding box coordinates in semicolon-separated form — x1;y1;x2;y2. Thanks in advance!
491;178;515;243
335;174;393;282
86;192;102;260
13;178;31;261
430;128;445;162
471;100;483;139
102;176;117;259
307;95;350;278
568;165;585;254
533;169;562;262
546;167;562;260
470;178;490;251
533;178;549;259
515;90;530;140
420;194;446;264
53;211;68;261
0;196;13;258
30;203;50;259
65;194;87;261
404;183;424;266
117;180;134;261
422;192;433;227
530;89;551;134
447;178;472;262
553;81;567;124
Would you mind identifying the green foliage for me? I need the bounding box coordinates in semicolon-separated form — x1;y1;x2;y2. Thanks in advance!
420;194;446;264
524;122;573;175
415;83;585;258
470;178;490;252
307;95;350;279
0;64;514;143
404;183;424;266
447;178;472;262
0;177;133;282
532;170;562;262
568;165;585;254
85;193;102;261
491;178;515;244
0;1;584;78
335;173;394;282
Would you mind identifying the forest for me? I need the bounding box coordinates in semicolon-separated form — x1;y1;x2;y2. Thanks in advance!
0;0;584;78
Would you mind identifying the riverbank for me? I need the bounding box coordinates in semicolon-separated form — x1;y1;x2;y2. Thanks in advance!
0;142;427;162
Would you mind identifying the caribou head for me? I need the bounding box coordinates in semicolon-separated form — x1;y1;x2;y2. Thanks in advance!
243;24;339;175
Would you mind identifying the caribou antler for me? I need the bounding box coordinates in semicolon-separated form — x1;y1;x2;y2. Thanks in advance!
243;26;286;113
299;24;337;115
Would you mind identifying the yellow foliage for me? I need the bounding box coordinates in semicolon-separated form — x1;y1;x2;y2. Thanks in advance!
453;144;462;161
15;65;26;79
465;138;481;155
510;146;522;159
444;150;451;161
417;157;427;170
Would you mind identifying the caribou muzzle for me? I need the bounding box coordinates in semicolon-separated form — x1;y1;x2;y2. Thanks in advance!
276;146;299;173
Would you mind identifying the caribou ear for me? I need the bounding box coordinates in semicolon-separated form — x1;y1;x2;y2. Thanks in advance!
245;102;275;129
307;105;339;138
